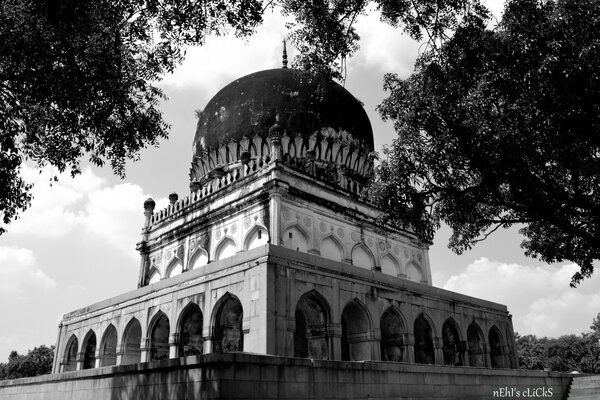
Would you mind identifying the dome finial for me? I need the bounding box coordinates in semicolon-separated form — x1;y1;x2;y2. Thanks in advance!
282;39;288;69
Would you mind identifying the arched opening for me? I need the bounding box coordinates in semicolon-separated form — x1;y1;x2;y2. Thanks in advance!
351;245;374;270
320;236;343;262
245;226;268;250
63;335;78;372
122;318;142;365
294;291;329;359
380;308;405;362
213;295;243;353
148;267;161;284
81;331;97;369
414;315;435;364
283;226;309;252
166;259;183;279
442;319;463;366
100;325;118;367
215;238;236;261
341;300;371;361
150;313;170;361
178;303;204;357
467;322;485;367
406;262;423;282
189;249;208;270
381;255;399;276
489;326;506;368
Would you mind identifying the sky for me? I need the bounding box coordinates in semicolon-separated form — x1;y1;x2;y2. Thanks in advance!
1;3;600;361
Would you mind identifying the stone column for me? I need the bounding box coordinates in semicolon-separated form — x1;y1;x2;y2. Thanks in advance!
169;333;179;359
405;333;415;364
140;338;151;363
137;198;155;288
269;189;285;246
76;352;85;371
433;336;444;365
328;323;342;360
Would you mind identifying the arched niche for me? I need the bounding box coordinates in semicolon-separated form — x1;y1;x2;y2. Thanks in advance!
63;335;78;372
414;314;435;364
149;312;170;361
442;319;463;366
178;303;204;357
282;225;309;252
380;308;405;362
406;262;424;283
245;225;268;250
189;248;208;270
121;318;142;365
100;324;118;367
489;326;506;368
294;291;330;359
351;244;374;270
215;238;236;261
213;294;243;353
467;322;486;367
82;330;97;369
147;267;161;284
341;300;372;361
380;254;400;276
320;236;343;262
166;259;183;279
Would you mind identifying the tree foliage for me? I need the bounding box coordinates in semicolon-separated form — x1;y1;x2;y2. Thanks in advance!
0;345;54;380
0;0;263;234
516;314;600;373
373;0;600;285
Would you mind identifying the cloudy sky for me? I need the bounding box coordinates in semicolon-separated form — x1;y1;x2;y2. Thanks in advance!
1;4;599;360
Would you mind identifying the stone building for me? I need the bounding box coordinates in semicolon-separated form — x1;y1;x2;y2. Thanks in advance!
51;59;518;375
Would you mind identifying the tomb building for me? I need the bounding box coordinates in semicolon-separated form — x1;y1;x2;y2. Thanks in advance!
51;56;518;374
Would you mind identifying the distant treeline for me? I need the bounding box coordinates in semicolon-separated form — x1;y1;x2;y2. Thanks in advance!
0;346;54;380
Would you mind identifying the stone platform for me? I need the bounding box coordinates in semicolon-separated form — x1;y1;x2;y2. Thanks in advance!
0;353;571;400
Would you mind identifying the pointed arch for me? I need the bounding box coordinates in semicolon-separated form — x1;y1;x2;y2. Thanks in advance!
166;258;183;279
81;329;97;369
177;302;204;357
212;293;243;353
341;298;372;361
406;261;423;282
380;307;406;362
282;224;310;252
467;321;486;367
320;235;344;262
147;266;161;284
121;318;142;365
489;325;507;368
215;237;236;261
351;243;375;269
149;311;170;361
62;334;78;372
189;248;209;270
99;324;118;367
380;254;401;277
414;313;435;364
294;290;330;359
244;224;268;250
442;318;463;366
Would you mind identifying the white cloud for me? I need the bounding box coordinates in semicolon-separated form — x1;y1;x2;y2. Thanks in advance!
0;246;56;295
443;258;600;337
79;183;168;260
10;165;105;238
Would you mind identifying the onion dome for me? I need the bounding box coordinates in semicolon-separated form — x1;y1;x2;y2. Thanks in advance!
190;68;375;192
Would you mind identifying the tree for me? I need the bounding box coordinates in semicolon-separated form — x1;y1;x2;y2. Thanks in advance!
373;0;600;286
515;333;547;370
0;0;263;234
0;345;54;380
0;0;483;234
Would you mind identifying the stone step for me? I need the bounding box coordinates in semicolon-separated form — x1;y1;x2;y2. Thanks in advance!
567;375;600;400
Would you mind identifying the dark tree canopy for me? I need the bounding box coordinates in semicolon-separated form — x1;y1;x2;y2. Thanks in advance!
0;345;54;380
374;0;600;286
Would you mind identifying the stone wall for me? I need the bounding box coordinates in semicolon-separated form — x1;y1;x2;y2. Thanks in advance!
0;354;571;400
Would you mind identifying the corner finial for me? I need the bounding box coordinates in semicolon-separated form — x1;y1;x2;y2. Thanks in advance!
282;39;288;68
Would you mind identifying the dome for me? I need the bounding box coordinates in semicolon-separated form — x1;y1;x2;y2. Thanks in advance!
193;68;374;155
